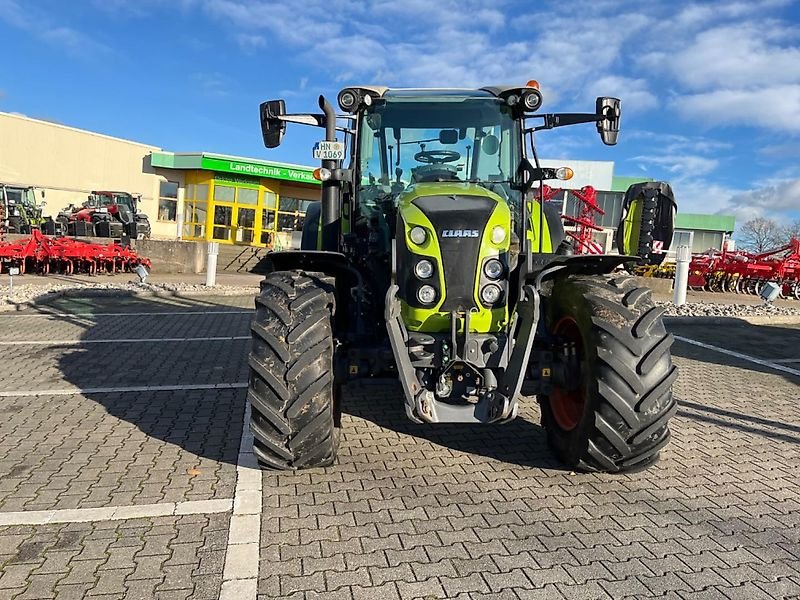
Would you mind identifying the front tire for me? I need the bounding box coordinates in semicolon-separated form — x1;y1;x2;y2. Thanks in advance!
540;275;678;472
248;271;339;470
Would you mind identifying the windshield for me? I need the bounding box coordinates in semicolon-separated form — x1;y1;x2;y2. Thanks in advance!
358;96;521;208
112;194;134;210
6;188;36;207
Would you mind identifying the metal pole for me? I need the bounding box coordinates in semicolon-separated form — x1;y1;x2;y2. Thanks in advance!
206;242;219;287
673;244;690;306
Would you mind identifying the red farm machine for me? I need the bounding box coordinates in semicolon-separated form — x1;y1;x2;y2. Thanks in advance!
540;184;606;254
53;191;151;239
0;229;151;276
687;237;800;299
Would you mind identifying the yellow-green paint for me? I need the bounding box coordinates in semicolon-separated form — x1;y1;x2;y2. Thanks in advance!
526;200;553;253
621;197;643;255
396;183;510;334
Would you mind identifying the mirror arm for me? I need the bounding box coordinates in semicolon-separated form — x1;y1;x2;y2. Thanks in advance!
527;112;606;133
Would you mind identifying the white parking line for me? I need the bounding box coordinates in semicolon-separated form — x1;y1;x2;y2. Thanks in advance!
0;382;248;398
0;310;253;318
220;397;261;600
0;498;232;526
0;336;250;346
675;335;800;378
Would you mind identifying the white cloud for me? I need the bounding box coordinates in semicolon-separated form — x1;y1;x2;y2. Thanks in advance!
585;76;658;113
634;154;719;176
645;23;800;91
675;85;800;133
0;0;109;56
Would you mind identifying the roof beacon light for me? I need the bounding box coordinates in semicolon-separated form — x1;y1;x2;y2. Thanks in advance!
556;167;574;181
526;80;540;90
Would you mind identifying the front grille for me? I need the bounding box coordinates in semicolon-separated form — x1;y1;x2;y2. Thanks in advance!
412;194;496;311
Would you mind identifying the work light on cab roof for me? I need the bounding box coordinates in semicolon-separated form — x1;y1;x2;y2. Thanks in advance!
250;80;678;478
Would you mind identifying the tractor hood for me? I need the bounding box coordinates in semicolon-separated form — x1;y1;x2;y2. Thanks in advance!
395;182;512;333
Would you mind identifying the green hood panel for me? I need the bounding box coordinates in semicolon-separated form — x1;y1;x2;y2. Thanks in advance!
395;183;511;333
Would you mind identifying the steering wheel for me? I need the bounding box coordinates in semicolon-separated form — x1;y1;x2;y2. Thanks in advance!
414;149;461;164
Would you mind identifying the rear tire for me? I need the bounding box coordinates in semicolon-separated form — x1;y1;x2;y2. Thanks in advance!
540;275;678;473
248;270;340;470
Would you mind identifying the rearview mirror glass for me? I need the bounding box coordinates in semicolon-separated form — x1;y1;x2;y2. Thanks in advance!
260;100;287;148
439;129;458;144
596;97;620;146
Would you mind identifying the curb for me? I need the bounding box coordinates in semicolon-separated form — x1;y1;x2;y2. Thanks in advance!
665;315;800;326
0;286;259;313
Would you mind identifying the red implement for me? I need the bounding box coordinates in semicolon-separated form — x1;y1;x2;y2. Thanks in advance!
0;230;151;276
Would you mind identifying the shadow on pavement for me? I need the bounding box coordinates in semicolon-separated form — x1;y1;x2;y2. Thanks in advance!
343;380;569;471
41;291;255;468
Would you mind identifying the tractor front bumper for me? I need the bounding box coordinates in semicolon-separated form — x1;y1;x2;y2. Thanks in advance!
384;284;541;424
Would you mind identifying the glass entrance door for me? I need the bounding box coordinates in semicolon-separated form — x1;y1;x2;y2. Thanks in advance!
212;205;233;241
235;207;257;244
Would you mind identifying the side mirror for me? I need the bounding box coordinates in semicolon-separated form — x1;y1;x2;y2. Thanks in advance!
596;97;620;146
260;100;287;148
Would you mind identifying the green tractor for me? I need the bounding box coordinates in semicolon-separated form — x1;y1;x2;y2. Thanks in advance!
0;184;45;234
249;83;677;473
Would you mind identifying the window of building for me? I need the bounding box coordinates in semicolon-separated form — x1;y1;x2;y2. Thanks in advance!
158;181;179;222
214;185;235;202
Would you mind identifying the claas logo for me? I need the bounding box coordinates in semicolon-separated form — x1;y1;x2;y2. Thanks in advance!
441;229;480;238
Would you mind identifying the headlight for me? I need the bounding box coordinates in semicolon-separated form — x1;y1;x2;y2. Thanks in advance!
484;259;503;280
337;89;359;112
481;284;502;304
523;89;543;111
409;226;427;245
491;225;506;244
414;259;434;279
417;285;437;304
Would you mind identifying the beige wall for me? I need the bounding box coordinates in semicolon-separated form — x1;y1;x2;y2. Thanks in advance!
0;112;180;239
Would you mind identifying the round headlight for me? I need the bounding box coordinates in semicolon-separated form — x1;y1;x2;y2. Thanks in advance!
417;285;437;305
414;259;434;279
523;89;542;111
409;226;427;245
491;225;506;244
337;89;358;112
481;284;502;304
484;259;503;280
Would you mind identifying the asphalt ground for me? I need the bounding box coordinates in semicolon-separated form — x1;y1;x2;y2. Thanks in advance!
0;294;798;599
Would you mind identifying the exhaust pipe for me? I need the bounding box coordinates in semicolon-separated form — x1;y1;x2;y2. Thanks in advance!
319;95;339;252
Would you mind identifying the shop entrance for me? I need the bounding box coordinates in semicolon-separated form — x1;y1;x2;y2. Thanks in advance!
208;176;272;245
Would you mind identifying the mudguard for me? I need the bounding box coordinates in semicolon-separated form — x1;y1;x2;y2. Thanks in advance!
616;181;676;265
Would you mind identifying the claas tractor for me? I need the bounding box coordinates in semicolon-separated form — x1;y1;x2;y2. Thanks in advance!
248;83;677;473
0;184;45;234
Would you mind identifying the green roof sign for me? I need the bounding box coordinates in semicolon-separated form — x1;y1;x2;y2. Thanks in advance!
150;152;319;185
200;156;318;184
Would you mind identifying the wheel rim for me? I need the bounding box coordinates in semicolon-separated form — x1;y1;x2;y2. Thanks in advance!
550;316;586;432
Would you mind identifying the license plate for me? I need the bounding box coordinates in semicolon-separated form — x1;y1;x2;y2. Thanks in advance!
313;141;345;160
8;267;20;275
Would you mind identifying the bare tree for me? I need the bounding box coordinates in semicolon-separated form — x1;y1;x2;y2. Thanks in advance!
737;217;783;252
783;219;800;243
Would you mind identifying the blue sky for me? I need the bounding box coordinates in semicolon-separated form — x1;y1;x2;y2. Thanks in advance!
1;0;799;223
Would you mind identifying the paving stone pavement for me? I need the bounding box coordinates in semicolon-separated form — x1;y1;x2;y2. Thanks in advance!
0;513;230;599
258;323;800;599
1;296;799;599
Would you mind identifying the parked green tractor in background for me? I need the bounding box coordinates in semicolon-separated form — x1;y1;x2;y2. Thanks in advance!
0;184;45;234
248;83;677;473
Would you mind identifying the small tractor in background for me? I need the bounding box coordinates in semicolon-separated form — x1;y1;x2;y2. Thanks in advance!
55;191;151;239
247;82;678;474
0;184;45;234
